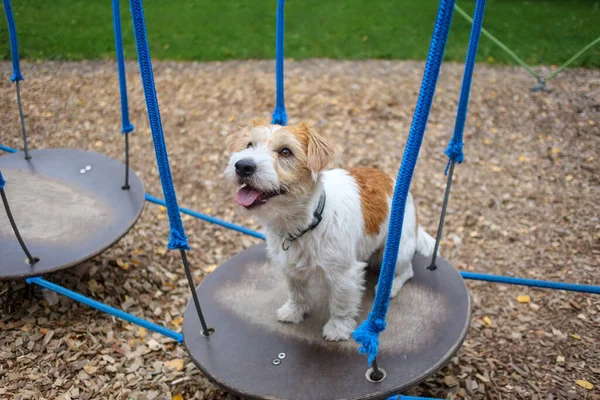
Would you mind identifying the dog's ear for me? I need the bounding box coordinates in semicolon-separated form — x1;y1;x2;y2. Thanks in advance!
297;123;341;173
225;128;248;152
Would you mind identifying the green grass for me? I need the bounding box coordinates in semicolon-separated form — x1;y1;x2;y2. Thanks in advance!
1;0;599;69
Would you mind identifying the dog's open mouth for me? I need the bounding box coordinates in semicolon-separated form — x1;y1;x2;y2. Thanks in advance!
236;184;285;208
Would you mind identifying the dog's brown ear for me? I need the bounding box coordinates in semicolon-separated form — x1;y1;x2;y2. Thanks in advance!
225;128;248;152
297;123;340;173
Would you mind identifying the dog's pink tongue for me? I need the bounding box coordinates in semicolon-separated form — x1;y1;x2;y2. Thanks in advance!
236;186;262;207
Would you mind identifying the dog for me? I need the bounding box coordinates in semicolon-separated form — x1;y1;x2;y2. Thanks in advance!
224;119;436;341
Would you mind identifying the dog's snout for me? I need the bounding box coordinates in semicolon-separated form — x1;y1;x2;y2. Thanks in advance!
235;158;257;178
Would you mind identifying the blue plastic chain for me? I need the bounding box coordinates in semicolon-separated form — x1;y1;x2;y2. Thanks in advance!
2;0;23;82
0;170;6;190
27;277;183;342
271;0;287;125
112;0;134;134
128;0;189;250
353;0;456;365
444;0;486;174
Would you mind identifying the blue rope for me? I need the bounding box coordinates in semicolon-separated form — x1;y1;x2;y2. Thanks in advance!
145;194;266;240
0;144;17;153
353;0;456;366
26;277;183;342
2;0;23;83
128;0;188;250
444;0;486;174
112;0;134;134
461;272;600;294
0;170;5;190
271;0;287;126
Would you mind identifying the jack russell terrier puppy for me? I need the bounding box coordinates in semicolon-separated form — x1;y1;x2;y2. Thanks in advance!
225;119;436;341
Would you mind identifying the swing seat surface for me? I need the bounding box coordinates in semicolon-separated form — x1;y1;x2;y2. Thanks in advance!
0;148;145;281
183;244;471;400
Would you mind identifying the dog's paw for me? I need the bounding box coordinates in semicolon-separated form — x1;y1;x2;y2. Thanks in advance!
276;301;306;324
322;317;355;341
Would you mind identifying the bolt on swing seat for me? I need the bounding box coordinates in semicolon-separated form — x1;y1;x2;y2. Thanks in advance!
0;148;145;281
183;244;470;400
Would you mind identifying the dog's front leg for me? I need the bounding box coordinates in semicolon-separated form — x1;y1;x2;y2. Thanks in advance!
322;260;367;341
277;271;311;324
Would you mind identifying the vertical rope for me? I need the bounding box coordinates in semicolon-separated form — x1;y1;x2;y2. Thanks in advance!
112;0;134;189
271;0;287;126
352;0;456;367
3;0;31;160
3;0;23;83
429;0;486;271
128;0;209;336
128;0;188;251
445;0;486;169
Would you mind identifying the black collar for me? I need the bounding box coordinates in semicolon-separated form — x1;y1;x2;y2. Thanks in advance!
281;191;326;251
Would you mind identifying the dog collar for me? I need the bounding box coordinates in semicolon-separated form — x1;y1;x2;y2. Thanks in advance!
281;191;326;251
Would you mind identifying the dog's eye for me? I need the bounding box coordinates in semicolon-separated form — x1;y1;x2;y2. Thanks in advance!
279;148;292;157
247;142;253;148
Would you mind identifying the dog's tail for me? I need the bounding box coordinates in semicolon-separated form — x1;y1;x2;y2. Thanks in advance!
416;225;437;257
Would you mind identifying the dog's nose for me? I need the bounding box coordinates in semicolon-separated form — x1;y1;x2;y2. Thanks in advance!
235;158;257;178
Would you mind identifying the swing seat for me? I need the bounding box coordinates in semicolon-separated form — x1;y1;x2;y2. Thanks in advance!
183;244;470;400
0;148;145;281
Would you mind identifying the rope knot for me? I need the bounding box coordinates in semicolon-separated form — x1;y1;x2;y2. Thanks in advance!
352;315;387;365
0;171;6;190
168;228;190;250
122;123;135;134
271;107;288;126
10;73;24;83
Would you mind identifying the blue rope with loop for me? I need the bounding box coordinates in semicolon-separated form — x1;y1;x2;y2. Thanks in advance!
444;0;486;174
112;0;134;134
352;0;456;366
129;0;188;250
2;0;23;83
271;0;287;125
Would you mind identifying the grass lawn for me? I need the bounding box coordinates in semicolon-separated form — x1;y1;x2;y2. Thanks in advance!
1;0;599;68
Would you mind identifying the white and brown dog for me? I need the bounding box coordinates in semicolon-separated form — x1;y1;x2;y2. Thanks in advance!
225;119;436;341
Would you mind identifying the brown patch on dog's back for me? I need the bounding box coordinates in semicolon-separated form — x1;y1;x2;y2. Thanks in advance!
350;167;394;235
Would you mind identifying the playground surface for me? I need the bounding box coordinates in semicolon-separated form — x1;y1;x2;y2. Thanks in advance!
0;59;599;399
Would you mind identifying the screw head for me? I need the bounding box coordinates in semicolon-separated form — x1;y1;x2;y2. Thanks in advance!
79;169;86;174
272;359;281;365
278;353;286;359
85;165;91;171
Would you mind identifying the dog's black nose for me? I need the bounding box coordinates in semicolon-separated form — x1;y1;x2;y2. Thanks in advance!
235;158;257;177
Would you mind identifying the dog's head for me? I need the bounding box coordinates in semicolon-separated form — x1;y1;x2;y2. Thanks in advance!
224;118;339;216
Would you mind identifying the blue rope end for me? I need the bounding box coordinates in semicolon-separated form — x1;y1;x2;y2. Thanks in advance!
168;229;190;250
271;107;287;126
122;123;135;134
444;140;465;175
352;317;386;364
10;73;24;83
0;171;5;190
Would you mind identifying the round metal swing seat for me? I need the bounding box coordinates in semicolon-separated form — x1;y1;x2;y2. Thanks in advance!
183;244;471;400
0;148;145;281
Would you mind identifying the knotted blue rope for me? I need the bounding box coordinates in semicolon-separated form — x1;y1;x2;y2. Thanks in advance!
444;0;486;174
2;0;23;82
112;0;134;134
129;0;188;250
271;0;287;125
353;0;456;365
0;170;6;190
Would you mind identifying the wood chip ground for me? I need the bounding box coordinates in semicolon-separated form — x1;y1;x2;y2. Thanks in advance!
1;60;599;399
